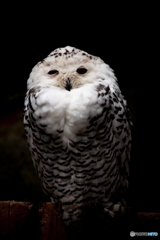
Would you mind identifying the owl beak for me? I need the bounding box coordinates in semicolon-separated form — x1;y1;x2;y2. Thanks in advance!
65;78;72;91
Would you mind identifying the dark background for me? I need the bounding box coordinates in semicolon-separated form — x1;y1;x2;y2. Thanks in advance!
0;3;158;212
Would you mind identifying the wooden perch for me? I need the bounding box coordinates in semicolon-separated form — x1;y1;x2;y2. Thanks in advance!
0;201;159;240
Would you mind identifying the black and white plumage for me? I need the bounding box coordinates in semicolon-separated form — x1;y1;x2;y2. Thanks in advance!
24;46;131;226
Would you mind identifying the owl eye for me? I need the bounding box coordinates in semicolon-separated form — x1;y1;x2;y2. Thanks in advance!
48;70;59;75
76;67;87;74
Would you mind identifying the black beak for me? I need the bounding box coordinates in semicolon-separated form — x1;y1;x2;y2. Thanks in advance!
65;78;72;91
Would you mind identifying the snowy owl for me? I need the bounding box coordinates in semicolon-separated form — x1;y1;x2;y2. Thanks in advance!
24;46;131;226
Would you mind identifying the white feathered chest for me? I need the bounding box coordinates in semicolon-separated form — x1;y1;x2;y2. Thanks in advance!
24;46;131;225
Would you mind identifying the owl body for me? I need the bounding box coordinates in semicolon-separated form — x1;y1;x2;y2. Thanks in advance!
24;46;131;225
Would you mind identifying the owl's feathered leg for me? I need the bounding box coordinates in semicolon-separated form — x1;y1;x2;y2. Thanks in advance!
50;197;63;218
104;201;126;217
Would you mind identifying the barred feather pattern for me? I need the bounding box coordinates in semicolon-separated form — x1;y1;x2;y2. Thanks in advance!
24;46;131;225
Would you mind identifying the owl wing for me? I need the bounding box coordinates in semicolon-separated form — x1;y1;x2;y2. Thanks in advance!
24;86;49;182
94;82;132;176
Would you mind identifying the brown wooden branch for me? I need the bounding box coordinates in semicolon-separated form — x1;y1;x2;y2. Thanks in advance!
0;201;159;240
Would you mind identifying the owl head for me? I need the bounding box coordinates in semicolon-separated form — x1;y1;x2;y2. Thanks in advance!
27;46;117;91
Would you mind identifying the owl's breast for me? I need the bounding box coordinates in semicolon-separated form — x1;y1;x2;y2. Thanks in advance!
62;86;104;141
30;83;106;140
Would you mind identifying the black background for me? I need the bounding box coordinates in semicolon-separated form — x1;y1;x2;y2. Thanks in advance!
0;3;158;213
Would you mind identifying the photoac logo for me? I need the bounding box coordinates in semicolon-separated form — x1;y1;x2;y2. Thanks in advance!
130;231;158;237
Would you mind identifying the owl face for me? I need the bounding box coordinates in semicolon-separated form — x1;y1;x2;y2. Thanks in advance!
27;46;116;91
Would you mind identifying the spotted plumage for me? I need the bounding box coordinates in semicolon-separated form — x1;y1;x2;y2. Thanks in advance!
24;46;131;225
